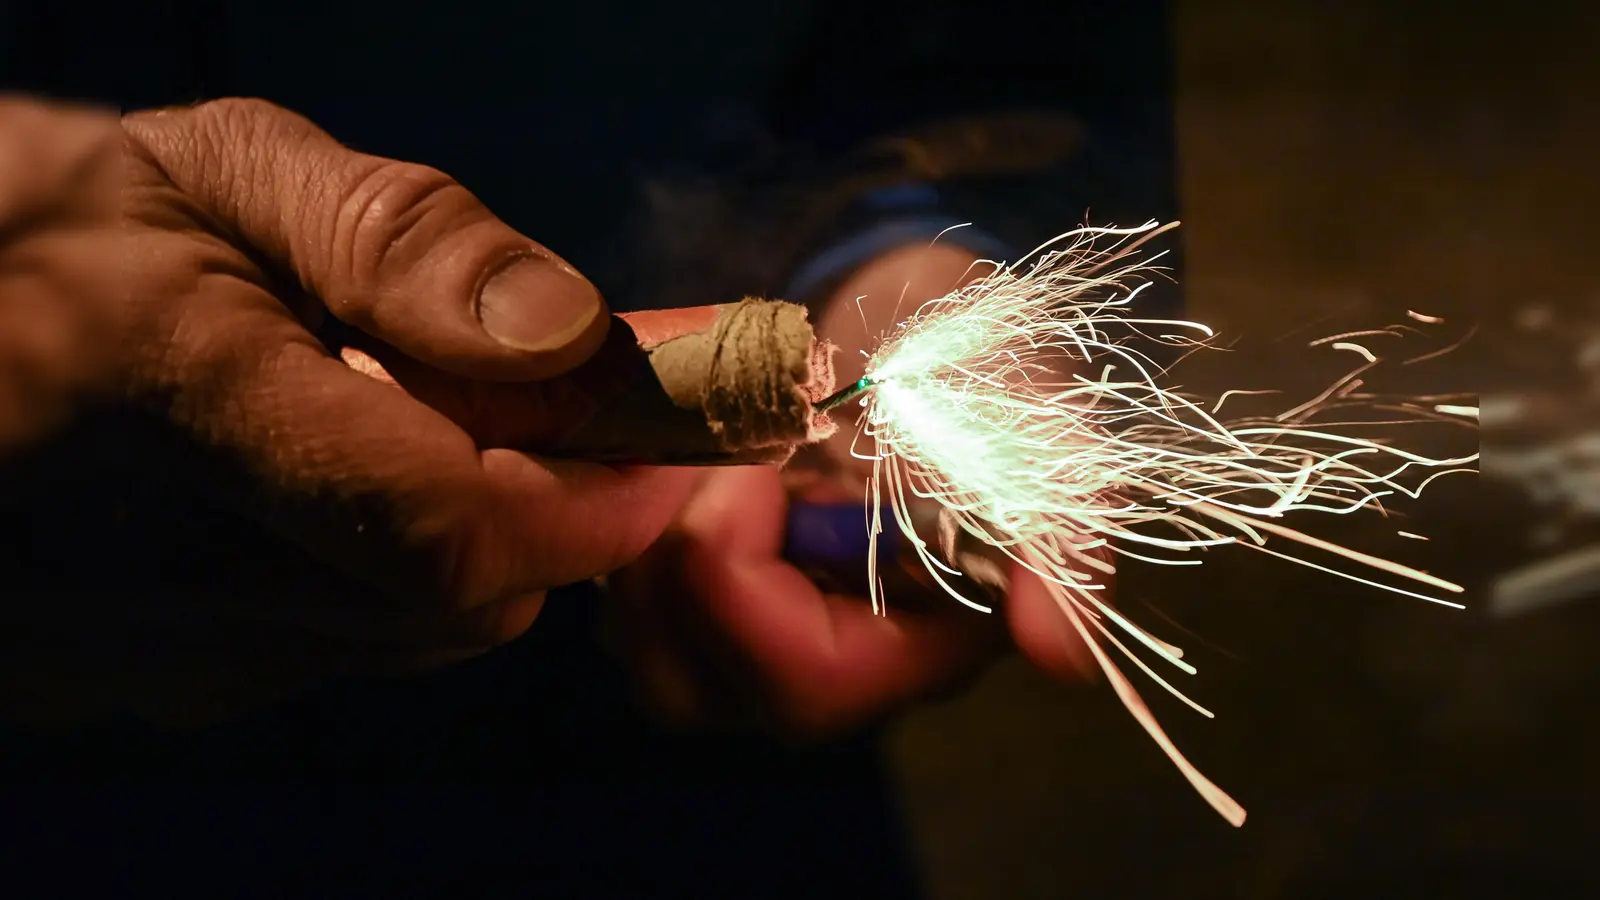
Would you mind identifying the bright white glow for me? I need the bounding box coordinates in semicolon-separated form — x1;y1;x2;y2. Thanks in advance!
842;221;1478;828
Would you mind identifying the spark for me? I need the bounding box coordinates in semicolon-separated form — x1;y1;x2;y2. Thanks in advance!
1309;328;1410;348
1211;389;1281;415
838;221;1478;828
1404;323;1477;365
1330;342;1378;363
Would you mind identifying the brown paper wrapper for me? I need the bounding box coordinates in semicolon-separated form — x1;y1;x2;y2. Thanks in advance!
341;299;838;465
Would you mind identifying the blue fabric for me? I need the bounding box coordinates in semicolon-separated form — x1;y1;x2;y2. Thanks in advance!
783;213;1015;304
784;502;903;565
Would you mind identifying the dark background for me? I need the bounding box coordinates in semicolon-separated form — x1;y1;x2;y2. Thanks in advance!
0;1;1175;896
3;1;1598;897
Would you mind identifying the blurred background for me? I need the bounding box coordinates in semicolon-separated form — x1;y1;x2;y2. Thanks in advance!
889;3;1595;897
1;0;1595;897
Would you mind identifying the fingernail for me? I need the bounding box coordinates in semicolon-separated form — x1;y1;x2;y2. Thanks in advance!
478;256;603;352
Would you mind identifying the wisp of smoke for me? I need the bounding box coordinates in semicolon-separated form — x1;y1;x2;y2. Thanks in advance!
837;221;1479;826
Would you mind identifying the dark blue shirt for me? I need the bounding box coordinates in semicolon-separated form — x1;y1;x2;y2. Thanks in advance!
4;0;1180;311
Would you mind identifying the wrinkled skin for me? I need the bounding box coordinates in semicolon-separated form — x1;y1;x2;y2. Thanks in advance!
1;98;695;723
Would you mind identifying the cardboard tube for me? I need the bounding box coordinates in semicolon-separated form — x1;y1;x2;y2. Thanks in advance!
341;299;838;465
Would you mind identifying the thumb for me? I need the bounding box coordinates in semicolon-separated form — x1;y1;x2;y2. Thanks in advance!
122;98;605;381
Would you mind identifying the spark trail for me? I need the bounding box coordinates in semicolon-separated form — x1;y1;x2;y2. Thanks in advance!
837;221;1478;827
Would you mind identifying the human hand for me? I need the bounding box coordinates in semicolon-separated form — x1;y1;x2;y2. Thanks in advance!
0;99;698;725
606;243;1097;740
0;96;120;457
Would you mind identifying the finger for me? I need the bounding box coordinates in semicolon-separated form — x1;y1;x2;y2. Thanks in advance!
122;98;606;381
675;466;1001;737
0;95;118;229
131;261;695;615
1005;561;1100;682
480;449;700;592
0;97;121;454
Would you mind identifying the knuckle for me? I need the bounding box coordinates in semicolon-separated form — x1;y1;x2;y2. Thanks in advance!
326;160;467;321
178;98;315;154
122;98;326;235
184;97;290;138
123;98;284;172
